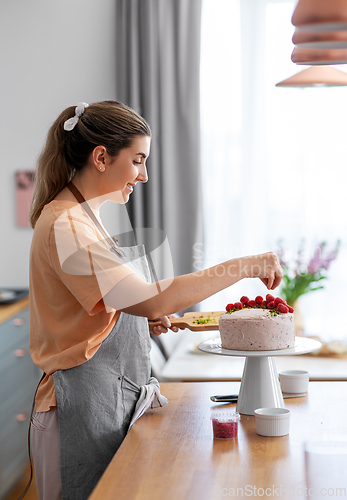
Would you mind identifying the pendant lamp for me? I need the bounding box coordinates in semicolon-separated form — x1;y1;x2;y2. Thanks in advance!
292;29;347;49
276;65;347;87
291;0;347;64
292;0;347;32
291;47;347;65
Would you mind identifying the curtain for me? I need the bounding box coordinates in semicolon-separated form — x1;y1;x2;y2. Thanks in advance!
200;0;347;342
114;0;203;284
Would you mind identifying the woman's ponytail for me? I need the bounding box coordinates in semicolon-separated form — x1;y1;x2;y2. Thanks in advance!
29;107;76;227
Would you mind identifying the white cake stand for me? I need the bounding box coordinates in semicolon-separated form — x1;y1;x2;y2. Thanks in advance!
198;337;322;415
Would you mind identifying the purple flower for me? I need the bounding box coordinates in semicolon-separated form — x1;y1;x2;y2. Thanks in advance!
322;250;339;270
307;242;339;274
307;247;324;274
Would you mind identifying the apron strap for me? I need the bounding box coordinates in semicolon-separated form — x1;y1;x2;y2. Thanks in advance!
66;182;124;258
17;371;46;500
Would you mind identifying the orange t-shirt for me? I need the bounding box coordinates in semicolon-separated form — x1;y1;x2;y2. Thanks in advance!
29;200;135;412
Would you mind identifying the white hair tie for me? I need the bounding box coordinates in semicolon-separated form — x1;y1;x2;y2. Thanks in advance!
63;102;89;131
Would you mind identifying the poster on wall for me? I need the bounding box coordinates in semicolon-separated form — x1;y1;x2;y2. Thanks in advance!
15;171;35;228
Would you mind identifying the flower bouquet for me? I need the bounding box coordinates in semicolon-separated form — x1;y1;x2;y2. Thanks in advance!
277;240;346;354
277;240;340;307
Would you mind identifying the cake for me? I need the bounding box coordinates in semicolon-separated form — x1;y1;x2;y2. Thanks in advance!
219;295;295;351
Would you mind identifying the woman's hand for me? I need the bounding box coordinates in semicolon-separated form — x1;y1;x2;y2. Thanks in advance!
149;314;185;336
241;252;283;290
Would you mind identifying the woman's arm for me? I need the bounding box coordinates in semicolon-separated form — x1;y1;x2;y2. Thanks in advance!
103;252;282;320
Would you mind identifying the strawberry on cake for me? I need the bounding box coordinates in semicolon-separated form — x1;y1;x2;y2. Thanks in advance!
219;295;295;351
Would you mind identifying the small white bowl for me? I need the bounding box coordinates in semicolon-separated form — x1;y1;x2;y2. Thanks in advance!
279;370;309;394
254;408;291;436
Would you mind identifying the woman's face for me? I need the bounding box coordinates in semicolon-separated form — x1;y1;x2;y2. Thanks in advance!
106;135;151;203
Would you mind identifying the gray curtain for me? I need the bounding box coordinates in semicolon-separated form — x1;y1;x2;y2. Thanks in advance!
115;0;203;282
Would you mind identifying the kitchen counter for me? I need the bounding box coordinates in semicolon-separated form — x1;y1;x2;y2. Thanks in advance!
0;296;29;325
89;381;347;500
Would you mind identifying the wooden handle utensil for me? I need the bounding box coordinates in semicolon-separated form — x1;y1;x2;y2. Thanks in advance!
148;311;224;332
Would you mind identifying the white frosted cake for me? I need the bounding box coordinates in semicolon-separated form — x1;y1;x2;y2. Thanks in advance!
219;295;295;351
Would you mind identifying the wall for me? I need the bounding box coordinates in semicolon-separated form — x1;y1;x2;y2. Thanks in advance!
0;0;117;288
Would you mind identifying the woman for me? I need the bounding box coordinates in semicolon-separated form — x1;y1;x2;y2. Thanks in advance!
28;101;282;500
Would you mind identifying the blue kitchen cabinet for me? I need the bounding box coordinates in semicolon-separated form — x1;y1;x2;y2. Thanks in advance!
0;298;41;499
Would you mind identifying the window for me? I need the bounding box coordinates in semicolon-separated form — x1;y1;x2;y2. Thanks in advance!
200;0;347;342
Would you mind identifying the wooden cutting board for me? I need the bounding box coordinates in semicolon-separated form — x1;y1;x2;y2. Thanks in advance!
148;311;224;331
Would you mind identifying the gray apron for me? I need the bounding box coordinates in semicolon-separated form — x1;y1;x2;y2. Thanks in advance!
53;245;160;500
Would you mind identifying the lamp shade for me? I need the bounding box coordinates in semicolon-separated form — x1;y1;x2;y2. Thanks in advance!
292;0;347;31
291;47;347;65
292;29;347;49
276;65;347;87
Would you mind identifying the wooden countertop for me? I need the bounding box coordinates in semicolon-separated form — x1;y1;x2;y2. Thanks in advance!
89;381;347;500
0;296;29;325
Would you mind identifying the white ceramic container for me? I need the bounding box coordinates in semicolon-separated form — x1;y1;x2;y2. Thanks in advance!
254;408;291;436
279;370;309;394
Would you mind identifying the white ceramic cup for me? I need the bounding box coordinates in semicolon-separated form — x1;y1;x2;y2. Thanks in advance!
254;408;291;437
279;370;309;394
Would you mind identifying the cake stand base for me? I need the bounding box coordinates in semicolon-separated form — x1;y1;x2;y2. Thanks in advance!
197;337;322;416
237;356;284;415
